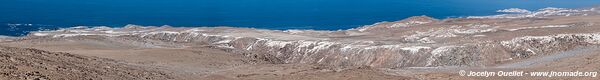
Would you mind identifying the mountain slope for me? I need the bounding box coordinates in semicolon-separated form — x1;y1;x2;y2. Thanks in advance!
0;46;173;80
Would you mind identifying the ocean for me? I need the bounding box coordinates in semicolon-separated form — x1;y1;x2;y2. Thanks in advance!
1;0;600;36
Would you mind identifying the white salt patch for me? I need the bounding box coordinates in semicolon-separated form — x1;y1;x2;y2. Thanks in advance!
408;21;430;24
473;35;486;37
540;25;570;28
468;7;593;19
418;37;436;43
497;8;531;13
400;46;431;53
390;21;431;28
32;33;49;36
390;23;409;28
214;39;232;44
308;42;336;53
526;48;537;55
364;45;402;50
426;46;463;66
507;25;571;31
103;30;127;34
265;40;292;48
454;29;496;34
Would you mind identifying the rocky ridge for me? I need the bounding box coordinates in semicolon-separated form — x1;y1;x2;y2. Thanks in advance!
11;7;600;69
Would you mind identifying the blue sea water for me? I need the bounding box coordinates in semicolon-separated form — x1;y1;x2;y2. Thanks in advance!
1;0;600;36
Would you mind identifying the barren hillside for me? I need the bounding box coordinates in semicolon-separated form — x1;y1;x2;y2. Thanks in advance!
1;7;599;80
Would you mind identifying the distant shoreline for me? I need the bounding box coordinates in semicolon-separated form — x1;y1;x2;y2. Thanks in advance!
1;6;598;37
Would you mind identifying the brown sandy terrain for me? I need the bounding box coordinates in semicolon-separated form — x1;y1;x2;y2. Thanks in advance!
0;46;173;80
1;7;600;80
1;36;414;80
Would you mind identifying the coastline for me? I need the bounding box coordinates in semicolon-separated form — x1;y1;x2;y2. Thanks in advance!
1;6;600;79
1;7;596;37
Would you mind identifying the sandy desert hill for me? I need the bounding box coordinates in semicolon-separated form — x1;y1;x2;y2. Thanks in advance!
1;7;600;80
